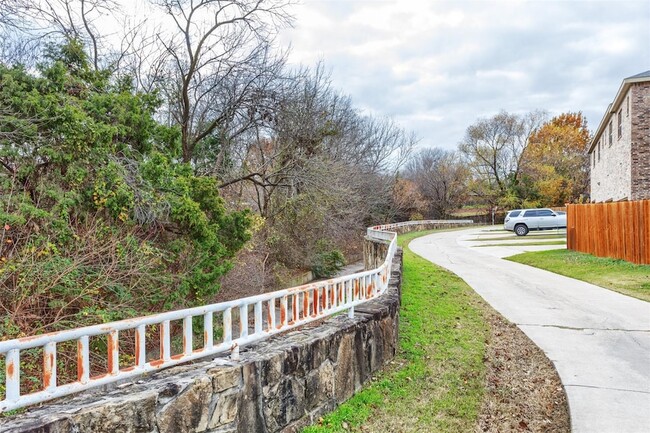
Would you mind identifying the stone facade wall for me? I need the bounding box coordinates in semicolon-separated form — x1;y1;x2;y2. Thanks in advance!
630;83;650;200
1;252;402;433
590;88;633;202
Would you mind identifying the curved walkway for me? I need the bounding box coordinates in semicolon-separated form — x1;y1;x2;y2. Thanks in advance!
410;227;650;433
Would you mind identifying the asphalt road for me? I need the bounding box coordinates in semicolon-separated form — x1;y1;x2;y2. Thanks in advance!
409;227;650;433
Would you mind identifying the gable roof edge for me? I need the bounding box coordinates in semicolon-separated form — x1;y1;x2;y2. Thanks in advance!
588;72;650;154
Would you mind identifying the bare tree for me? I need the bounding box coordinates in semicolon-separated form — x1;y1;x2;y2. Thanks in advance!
0;0;121;69
407;148;469;218
151;0;294;163
458;110;546;206
223;64;415;215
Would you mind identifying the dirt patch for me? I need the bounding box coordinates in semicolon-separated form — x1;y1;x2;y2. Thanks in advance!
476;310;570;433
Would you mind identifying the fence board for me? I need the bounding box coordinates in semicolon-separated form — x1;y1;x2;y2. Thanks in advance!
567;200;650;265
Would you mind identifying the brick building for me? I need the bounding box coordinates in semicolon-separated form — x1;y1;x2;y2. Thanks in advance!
588;71;650;202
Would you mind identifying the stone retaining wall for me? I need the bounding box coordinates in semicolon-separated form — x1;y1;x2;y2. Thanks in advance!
393;221;473;234
2;251;402;433
363;221;473;269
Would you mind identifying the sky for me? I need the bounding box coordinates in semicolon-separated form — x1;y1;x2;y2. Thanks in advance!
277;0;650;151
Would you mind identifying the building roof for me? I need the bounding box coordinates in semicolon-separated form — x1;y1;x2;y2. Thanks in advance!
588;71;650;154
626;70;650;79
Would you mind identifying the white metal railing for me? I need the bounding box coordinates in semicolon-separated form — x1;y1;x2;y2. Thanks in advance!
0;220;471;412
370;219;474;233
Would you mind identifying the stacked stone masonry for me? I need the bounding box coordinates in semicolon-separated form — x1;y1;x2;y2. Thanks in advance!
1;251;402;433
631;83;650;200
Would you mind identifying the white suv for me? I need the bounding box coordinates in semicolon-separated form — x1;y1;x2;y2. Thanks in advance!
504;208;567;236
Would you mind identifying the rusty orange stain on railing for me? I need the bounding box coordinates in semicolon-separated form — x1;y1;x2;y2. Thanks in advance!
303;292;309;320
43;353;55;389
266;303;273;331
292;296;298;323
76;341;84;381
136;331;143;366
107;332;118;374
280;302;286;328
321;288;327;311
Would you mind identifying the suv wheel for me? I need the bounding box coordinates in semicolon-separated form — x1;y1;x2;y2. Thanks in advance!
514;224;529;236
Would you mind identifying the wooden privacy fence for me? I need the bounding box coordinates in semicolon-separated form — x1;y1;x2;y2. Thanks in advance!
567;200;650;265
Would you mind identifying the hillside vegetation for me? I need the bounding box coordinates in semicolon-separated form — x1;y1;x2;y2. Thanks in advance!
0;0;416;341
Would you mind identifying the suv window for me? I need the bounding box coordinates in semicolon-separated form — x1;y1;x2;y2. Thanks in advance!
537;210;554;217
509;210;521;217
523;210;538;217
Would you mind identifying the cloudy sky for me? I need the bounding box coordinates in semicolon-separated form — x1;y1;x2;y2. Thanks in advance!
278;0;650;151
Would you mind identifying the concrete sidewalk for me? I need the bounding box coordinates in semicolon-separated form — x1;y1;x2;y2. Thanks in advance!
409;227;650;433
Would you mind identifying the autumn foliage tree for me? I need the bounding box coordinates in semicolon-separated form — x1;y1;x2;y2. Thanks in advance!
457;110;547;208
520;112;590;206
391;177;427;220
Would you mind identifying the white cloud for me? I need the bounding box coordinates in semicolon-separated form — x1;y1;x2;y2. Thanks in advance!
279;0;650;150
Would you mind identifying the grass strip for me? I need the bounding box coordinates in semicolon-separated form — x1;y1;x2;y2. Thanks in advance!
468;233;565;242
474;241;567;247
303;230;488;433
507;249;650;302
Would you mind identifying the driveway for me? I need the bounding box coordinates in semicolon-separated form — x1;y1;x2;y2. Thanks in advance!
409;226;650;433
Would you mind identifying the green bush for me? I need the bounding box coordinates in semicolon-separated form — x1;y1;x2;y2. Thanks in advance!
312;248;346;279
0;41;252;341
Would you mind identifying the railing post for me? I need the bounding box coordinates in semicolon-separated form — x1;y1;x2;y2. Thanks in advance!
77;336;89;383
204;312;213;348
255;301;263;334
281;296;288;327
43;342;56;390
292;294;299;323
240;305;249;339
161;321;171;362
303;291;309;320
347;280;354;319
108;330;119;375
183;316;193;355
224;308;232;342
320;287;327;314
267;299;276;330
5;349;19;402
136;325;146;367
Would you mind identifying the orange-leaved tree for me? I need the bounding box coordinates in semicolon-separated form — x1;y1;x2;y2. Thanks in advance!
520;112;591;206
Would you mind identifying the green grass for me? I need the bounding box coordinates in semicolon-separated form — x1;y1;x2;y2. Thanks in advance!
468;233;566;242
475;240;567;247
507;249;650;302
303;230;488;433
